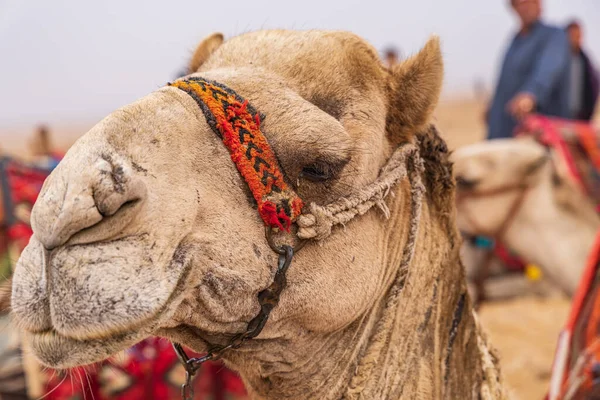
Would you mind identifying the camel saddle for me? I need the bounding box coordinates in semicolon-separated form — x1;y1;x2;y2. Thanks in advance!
548;229;600;399
516;114;600;208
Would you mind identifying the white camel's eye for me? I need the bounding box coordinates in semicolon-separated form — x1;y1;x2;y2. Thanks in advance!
300;163;331;182
455;176;479;191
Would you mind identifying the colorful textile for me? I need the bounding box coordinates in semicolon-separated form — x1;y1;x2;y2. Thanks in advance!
530;115;600;398
469;236;526;273
0;156;58;400
169;77;304;231
493;243;526;272
42;339;247;400
473;236;494;249
516;114;600;205
0;156;52;278
548;230;600;399
0;230;10;282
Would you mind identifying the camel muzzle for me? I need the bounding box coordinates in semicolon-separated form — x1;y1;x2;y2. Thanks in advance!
12;146;185;344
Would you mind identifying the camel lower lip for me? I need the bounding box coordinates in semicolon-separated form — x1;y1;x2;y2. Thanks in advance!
26;328;144;369
23;244;194;369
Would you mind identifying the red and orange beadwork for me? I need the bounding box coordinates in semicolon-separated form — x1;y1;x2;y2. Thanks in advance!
168;77;304;231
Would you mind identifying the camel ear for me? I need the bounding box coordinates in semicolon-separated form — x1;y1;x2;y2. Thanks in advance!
188;32;224;74
387;36;444;143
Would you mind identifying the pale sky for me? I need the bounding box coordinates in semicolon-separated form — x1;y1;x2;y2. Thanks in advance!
0;0;598;133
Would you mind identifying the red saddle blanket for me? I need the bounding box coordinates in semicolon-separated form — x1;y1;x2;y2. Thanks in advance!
0;157;49;251
42;339;247;400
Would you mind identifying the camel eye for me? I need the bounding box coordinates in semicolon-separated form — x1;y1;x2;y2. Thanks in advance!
456;176;479;191
300;163;331;182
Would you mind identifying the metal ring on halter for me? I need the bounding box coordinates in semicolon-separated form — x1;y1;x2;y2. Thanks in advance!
265;226;307;255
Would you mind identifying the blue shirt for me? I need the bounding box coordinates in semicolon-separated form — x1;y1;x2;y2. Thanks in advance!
487;21;571;140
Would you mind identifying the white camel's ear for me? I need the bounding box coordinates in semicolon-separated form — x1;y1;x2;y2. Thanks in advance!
387;36;444;142
188;32;224;74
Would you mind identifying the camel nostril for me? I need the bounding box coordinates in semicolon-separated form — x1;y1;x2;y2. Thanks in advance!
97;198;141;219
70;162;148;245
31;154;148;250
64;196;145;247
92;156;146;218
94;190;143;218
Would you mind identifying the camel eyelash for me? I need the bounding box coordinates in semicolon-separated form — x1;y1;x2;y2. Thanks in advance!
299;157;350;183
300;162;334;182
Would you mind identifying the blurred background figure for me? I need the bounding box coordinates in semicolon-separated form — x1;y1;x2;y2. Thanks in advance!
486;0;571;139
566;20;599;121
383;47;399;68
473;78;487;102
28;125;61;170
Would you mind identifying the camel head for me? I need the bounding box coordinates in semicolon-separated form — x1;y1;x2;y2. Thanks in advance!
11;30;445;385
452;137;600;294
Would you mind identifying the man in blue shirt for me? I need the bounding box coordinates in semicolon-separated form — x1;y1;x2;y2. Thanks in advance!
486;0;571;139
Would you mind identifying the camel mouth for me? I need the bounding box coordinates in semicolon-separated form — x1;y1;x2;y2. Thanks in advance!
21;243;196;369
12;235;196;369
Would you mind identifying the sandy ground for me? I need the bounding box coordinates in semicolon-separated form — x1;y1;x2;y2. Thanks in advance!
0;98;582;399
435;97;487;149
479;296;570;399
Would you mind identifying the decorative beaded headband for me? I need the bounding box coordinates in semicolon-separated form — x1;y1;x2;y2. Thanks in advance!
169;77;304;231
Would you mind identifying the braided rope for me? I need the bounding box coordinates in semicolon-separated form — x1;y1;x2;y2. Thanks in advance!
297;143;425;240
473;311;509;399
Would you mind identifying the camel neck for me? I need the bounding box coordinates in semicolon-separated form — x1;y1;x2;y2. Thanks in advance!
504;173;600;295
507;204;598;296
231;196;495;399
229;177;421;399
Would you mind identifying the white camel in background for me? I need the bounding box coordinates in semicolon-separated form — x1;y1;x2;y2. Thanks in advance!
452;138;599;299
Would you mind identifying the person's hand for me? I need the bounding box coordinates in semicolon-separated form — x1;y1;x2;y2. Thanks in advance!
507;92;536;120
